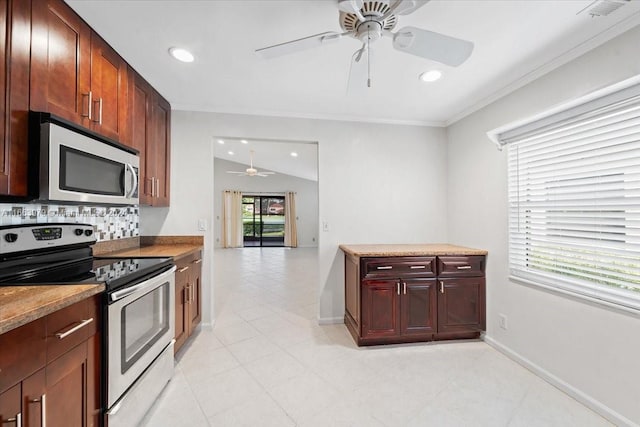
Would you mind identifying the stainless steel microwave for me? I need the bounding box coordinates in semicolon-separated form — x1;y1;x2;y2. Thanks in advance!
31;113;139;205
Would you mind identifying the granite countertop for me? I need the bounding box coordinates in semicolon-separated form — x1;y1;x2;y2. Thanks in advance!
0;284;104;335
339;243;488;257
106;244;203;259
1;236;204;336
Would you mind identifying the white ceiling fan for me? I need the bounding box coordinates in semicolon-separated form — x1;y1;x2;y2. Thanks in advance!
226;150;276;177
255;0;474;89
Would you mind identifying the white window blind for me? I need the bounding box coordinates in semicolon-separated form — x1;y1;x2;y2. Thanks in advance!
493;77;640;312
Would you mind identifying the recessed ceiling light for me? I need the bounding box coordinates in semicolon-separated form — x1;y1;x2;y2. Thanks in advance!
169;47;194;63
241;140;248;144
217;139;224;144
290;152;298;157
419;70;442;83
228;151;234;155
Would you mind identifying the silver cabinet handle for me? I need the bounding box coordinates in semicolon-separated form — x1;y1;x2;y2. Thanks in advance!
410;265;426;269
155;178;160;198
193;259;202;265
3;413;21;427
377;266;393;270
396;282;400;295
81;91;92;119
55;318;93;340
178;266;189;273
439;281;444;294
29;394;46;427
403;281;407;295
92;98;103;124
457;265;472;270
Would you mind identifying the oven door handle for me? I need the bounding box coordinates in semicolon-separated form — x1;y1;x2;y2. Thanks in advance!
110;266;177;302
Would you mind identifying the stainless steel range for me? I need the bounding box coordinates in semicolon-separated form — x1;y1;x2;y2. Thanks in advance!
0;223;176;427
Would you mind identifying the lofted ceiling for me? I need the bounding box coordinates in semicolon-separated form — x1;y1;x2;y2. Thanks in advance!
66;0;640;178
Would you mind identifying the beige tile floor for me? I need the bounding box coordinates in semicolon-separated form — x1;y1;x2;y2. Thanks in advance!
141;247;611;426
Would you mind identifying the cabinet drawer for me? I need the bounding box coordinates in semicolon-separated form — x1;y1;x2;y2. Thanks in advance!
362;257;436;279
46;295;99;363
0;318;46;393
175;250;202;271
437;256;485;277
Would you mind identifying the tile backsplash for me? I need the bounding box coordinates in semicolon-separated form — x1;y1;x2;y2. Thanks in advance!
0;203;139;242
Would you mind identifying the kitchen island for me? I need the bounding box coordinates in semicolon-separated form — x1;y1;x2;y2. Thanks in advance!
340;244;488;346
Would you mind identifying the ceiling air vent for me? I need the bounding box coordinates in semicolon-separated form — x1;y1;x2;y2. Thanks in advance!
577;0;630;17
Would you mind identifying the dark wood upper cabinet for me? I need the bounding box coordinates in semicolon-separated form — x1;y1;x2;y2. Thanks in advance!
30;0;129;144
89;34;129;143
30;0;91;126
131;71;171;206
0;0;31;197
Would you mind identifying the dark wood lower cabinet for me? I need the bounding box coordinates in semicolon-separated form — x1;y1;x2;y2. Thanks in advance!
175;250;203;355
0;295;101;427
345;252;486;346
437;277;486;334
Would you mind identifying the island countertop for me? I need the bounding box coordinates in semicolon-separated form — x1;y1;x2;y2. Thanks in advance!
339;243;488;257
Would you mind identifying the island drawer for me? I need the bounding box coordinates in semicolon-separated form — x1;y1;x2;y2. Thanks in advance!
362;257;436;278
437;256;485;277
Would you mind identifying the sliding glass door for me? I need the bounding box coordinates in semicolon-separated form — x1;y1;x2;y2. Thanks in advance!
242;195;285;247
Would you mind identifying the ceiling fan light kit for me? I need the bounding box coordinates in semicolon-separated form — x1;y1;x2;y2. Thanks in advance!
256;0;474;89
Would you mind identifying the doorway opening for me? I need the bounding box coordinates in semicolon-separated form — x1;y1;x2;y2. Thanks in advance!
242;195;285;247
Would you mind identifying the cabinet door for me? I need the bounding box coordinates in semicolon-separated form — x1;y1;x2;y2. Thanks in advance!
361;279;400;339
44;341;90;427
90;34;129;143
0;0;31;197
30;0;91;126
174;261;190;354
22;369;46;427
0;383;21;426
189;255;203;332
400;279;437;336
150;95;171;206
437;277;485;333
131;72;153;204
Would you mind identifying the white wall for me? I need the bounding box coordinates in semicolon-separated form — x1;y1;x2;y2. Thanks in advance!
213;157;318;248
446;25;640;425
141;112;448;326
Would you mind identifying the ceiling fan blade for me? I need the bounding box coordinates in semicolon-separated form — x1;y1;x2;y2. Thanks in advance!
346;45;370;94
393;0;430;15
393;26;473;66
256;31;346;59
226;171;246;175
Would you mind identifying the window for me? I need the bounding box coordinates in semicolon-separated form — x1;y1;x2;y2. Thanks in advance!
489;77;640;312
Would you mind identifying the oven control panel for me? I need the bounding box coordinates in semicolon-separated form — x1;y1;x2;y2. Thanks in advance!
0;223;96;255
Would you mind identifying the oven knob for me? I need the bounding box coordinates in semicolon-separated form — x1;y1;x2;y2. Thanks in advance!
84;229;93;237
4;233;18;243
75;229;84;236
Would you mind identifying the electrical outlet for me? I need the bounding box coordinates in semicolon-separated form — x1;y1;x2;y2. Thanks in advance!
498;314;508;330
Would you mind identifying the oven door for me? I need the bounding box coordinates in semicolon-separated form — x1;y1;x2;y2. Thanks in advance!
107;266;176;408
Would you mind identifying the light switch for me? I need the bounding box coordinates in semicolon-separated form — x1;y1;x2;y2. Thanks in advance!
322;221;329;232
198;219;207;231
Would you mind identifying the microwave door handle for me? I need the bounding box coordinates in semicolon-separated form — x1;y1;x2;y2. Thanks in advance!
126;163;138;198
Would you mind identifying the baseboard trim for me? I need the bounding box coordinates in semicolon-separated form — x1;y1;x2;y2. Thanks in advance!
483;335;638;427
317;316;344;325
